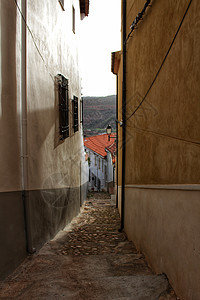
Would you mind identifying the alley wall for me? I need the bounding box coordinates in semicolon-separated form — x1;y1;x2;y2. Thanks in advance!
0;0;88;280
118;0;200;299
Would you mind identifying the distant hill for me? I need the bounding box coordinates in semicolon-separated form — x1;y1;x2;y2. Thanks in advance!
83;95;116;137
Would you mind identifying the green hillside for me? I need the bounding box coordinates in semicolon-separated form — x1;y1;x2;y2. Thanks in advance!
83;95;116;137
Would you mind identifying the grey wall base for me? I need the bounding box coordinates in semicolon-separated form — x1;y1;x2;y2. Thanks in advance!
0;185;86;280
0;191;27;280
29;187;81;250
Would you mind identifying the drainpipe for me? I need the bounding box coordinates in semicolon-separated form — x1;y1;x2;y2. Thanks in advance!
21;0;35;254
116;75;119;208
120;0;126;231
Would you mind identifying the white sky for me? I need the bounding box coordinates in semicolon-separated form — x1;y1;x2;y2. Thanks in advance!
79;0;121;97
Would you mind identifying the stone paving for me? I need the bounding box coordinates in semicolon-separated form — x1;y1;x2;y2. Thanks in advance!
0;193;179;299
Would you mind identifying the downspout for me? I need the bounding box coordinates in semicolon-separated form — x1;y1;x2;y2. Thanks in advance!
21;0;35;254
120;0;126;231
116;75;119;208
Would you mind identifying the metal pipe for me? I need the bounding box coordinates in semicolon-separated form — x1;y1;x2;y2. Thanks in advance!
120;0;126;231
21;0;35;254
116;75;119;208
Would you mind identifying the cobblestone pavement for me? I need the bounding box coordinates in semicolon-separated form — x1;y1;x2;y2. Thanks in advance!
0;194;179;300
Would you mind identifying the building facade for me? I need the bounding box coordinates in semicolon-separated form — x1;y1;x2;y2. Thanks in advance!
0;0;89;280
84;134;116;192
112;1;200;299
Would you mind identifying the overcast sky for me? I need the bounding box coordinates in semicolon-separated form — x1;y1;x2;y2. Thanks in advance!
79;0;121;97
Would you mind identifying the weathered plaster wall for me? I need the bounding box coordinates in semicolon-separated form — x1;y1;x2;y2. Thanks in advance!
25;0;87;250
0;0;21;192
27;0;82;191
125;187;200;300
0;192;27;280
125;0;200;184
116;54;123;188
0;0;88;279
118;0;200;299
0;0;27;280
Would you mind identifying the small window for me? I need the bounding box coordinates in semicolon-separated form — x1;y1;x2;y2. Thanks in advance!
57;74;69;140
72;6;75;33
59;0;65;10
99;158;101;170
72;96;79;133
95;155;97;166
102;160;103;172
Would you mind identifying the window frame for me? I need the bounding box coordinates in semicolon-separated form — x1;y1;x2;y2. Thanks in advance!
80;97;83;124
72;96;79;133
58;74;69;140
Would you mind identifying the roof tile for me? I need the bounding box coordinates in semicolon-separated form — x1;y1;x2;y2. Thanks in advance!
84;134;116;158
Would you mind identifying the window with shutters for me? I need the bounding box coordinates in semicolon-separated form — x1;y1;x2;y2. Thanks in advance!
58;74;69;140
72;96;79;133
59;0;65;10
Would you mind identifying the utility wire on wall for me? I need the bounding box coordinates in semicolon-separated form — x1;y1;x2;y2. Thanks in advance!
126;124;200;148
125;0;152;44
125;0;193;123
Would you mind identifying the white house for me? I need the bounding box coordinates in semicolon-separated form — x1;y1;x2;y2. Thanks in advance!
84;134;116;192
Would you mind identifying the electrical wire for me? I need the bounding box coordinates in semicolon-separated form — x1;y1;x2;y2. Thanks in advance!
127;124;200;148
126;0;193;122
125;0;152;44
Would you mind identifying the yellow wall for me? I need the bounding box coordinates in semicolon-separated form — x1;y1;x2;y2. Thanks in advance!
125;0;200;185
117;1;200;299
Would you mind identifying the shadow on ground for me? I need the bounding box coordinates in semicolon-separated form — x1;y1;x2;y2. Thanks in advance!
0;193;178;300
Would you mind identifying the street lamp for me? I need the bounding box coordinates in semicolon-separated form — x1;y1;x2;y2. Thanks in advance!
106;124;112;134
106;124;114;141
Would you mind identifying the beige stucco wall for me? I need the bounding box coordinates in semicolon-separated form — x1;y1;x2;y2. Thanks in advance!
0;0;22;192
125;186;200;300
0;0;88;279
117;0;200;299
117;55;123;187
125;0;200;185
27;0;83;191
0;0;85;193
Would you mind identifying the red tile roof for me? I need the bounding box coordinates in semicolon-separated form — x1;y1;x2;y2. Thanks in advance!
84;134;116;158
106;142;116;157
106;142;116;165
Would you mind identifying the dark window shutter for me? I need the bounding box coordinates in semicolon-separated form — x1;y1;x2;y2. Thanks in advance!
72;96;79;133
58;75;69;140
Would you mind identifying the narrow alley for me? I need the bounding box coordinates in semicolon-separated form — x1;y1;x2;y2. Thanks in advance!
0;193;178;300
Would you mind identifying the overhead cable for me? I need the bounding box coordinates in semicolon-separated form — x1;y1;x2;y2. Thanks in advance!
126;0;193;122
